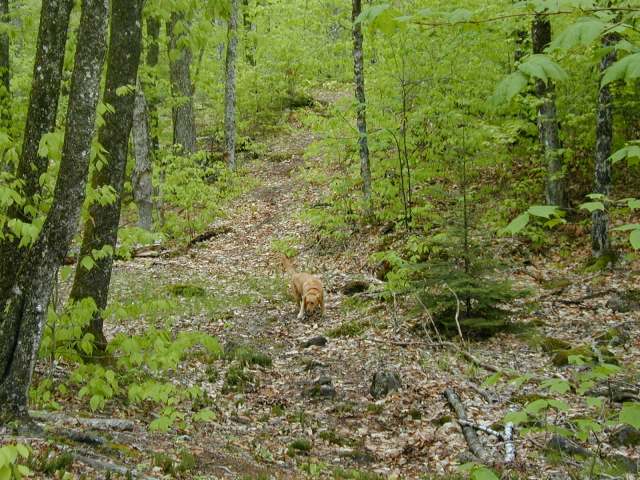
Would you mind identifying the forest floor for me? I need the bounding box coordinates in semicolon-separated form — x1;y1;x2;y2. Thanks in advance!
9;92;640;479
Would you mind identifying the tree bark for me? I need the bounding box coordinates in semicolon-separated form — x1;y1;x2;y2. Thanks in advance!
69;0;144;352
352;0;372;213
532;15;568;209
0;0;74;313
592;34;617;257
0;0;10;132
144;15;160;154
167;12;196;155
132;88;154;231
224;0;239;171
0;0;108;421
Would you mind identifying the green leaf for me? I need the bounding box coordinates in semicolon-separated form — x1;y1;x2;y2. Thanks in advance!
15;445;28;459
528;205;560;219
448;8;472;23
80;255;95;271
471;467;499;480
610;145;640;165
490;71;528;105
630;229;640;250
550;18;606;51
548;399;570;412
525;399;549;415
602;52;640;86
518;54;568;84
481;372;502;387
0;465;10;480
541;378;571;394
500;212;530;235
193;408;217;422
150;416;173;432
504;410;528;425
579;201;605;213
612;223;640;232
620;403;640;429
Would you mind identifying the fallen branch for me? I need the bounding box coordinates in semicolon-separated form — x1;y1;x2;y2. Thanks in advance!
70;452;156;480
30;411;135;431
458;419;503;439
504;420;515;463
188;223;232;247
443;388;492;464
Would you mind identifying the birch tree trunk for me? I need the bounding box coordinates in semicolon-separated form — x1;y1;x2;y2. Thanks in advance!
592;35;617;257
0;0;74;314
351;0;372;214
0;0;108;421
0;0;10;132
69;0;144;352
224;0;239;171
167;12;196;155
532;15;567;209
132;89;154;231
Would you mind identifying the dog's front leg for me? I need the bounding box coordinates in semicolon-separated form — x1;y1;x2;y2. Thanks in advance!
297;299;305;319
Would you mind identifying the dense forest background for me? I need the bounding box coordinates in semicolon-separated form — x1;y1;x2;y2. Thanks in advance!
0;0;639;478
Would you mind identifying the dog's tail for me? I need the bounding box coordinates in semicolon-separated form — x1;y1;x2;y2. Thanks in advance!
280;254;296;275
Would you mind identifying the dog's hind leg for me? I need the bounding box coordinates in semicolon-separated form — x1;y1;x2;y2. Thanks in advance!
297;299;305;319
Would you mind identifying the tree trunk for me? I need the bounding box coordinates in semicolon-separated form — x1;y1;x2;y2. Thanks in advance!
532;15;567;209
224;0;239;171
167;12;196;155
132;89;154;231
352;0;372;213
0;0;74;314
241;0;256;66
0;0;108;421
69;0;144;353
144;15;160;154
592;34;617;257
0;0;11;132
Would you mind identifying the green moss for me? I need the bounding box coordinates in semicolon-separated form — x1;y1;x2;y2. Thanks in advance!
288;438;312;456
167;284;206;297
512;393;550;405
319;430;353;446
333;466;381;479
223;365;254;393
539;336;572;353
542;277;572;290
584;251;618;272
225;343;272;367
327;320;368;338
432;415;453;426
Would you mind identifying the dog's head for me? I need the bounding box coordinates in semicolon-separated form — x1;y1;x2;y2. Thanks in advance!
304;292;322;317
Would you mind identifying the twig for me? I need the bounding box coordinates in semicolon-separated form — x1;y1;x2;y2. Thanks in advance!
458;419;503;439
444;284;465;345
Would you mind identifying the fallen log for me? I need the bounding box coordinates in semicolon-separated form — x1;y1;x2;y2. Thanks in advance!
443;388;492;464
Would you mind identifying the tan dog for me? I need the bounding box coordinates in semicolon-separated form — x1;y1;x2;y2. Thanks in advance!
281;255;324;319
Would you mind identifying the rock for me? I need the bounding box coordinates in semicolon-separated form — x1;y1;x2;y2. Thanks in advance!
370;370;402;399
611;425;640;447
552;345;618;367
595;324;630;347
540;336;572;353
301;358;326;371
606;290;640;313
341;279;370;296
305;375;336;399
301;336;327;348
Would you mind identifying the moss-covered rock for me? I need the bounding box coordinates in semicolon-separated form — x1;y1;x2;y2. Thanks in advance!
540;336;572;353
287;438;312;456
552;345;619;367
